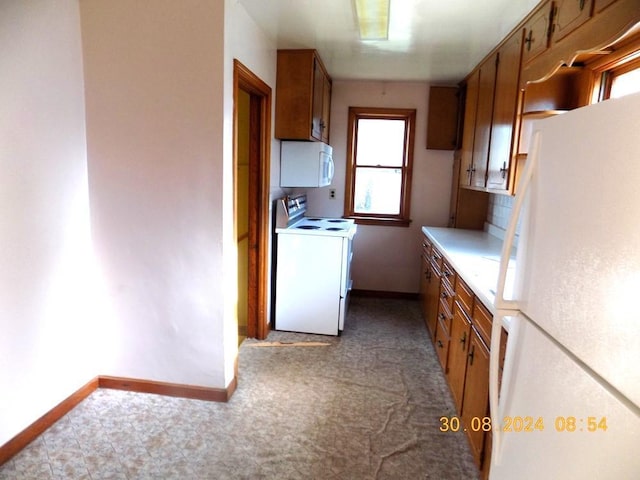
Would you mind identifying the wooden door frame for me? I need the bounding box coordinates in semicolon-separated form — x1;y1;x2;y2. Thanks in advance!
233;59;271;340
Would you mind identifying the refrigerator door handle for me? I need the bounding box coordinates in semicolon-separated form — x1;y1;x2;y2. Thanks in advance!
494;131;540;310
491;132;539;467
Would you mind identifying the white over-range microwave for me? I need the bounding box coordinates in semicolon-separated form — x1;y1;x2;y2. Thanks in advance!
280;141;334;187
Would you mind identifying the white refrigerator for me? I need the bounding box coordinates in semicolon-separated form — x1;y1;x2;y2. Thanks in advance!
490;92;640;479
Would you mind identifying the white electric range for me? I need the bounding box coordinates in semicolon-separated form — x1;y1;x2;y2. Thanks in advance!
274;194;357;335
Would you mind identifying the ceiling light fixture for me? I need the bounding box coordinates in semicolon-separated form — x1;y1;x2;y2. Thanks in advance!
355;0;390;41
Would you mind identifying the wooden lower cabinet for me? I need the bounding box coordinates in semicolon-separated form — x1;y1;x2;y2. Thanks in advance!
435;292;454;370
461;327;491;467
419;234;504;475
419;243;442;340
446;302;472;412
426;260;441;339
482;431;493;480
419;254;430;328
434;309;451;370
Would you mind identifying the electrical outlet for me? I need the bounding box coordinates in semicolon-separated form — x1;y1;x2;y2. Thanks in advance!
329;188;336;199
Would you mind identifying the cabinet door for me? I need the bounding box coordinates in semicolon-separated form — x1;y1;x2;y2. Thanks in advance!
311;58;326;141
434;304;451;371
486;30;524;191
425;262;440;340
427;86;459;150
460;70;479;187
419;254;430;327
471;53;498;189
522;2;553;64
320;73;331;143
461;328;490;466
594;0;616;12
447;302;472;413
275;50;331;141
552;0;594;43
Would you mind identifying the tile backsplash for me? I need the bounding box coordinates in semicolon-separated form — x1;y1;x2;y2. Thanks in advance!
487;194;514;230
486;193;522;247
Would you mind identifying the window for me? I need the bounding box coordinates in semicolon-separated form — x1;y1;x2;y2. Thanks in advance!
607;57;640;99
345;107;416;226
590;33;640;101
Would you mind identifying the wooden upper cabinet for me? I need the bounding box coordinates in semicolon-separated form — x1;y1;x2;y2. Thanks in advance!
311;59;331;143
460;70;480;187
486;29;524;191
522;1;553;64
594;0;617;12
552;0;594;44
275;50;332;142
471;53;498;189
427;86;460;150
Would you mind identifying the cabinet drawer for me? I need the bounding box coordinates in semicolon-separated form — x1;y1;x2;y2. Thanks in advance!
421;236;432;259
441;258;456;290
472;301;493;346
455;277;474;317
440;279;455;314
437;296;453;336
435;316;451;371
429;246;443;272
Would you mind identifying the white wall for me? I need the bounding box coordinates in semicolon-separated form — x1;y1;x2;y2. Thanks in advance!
0;0;99;445
81;0;231;388
0;0;282;448
305;81;454;293
80;0;281;390
224;0;282;336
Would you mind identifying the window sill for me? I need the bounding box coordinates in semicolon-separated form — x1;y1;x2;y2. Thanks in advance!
347;216;412;227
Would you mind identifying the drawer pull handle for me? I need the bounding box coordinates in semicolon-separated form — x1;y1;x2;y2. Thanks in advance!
439;313;446;321
437;340;444;349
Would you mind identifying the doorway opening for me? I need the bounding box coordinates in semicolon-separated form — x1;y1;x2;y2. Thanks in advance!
233;60;271;341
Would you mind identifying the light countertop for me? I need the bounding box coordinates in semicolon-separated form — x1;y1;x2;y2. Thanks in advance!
421;226;516;316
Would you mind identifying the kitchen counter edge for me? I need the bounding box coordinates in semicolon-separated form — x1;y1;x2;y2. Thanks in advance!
421;226;511;317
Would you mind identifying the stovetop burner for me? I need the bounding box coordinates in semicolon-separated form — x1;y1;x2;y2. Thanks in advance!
275;194;356;238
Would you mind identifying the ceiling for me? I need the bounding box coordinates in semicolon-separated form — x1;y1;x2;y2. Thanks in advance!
238;0;542;84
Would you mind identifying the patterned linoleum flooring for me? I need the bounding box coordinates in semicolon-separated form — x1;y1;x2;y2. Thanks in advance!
0;297;479;480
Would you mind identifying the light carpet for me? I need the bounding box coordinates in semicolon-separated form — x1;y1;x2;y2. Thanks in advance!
0;297;479;479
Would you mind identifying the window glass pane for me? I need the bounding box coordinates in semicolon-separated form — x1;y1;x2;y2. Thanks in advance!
356;119;405;167
353;167;402;215
610;68;640;99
